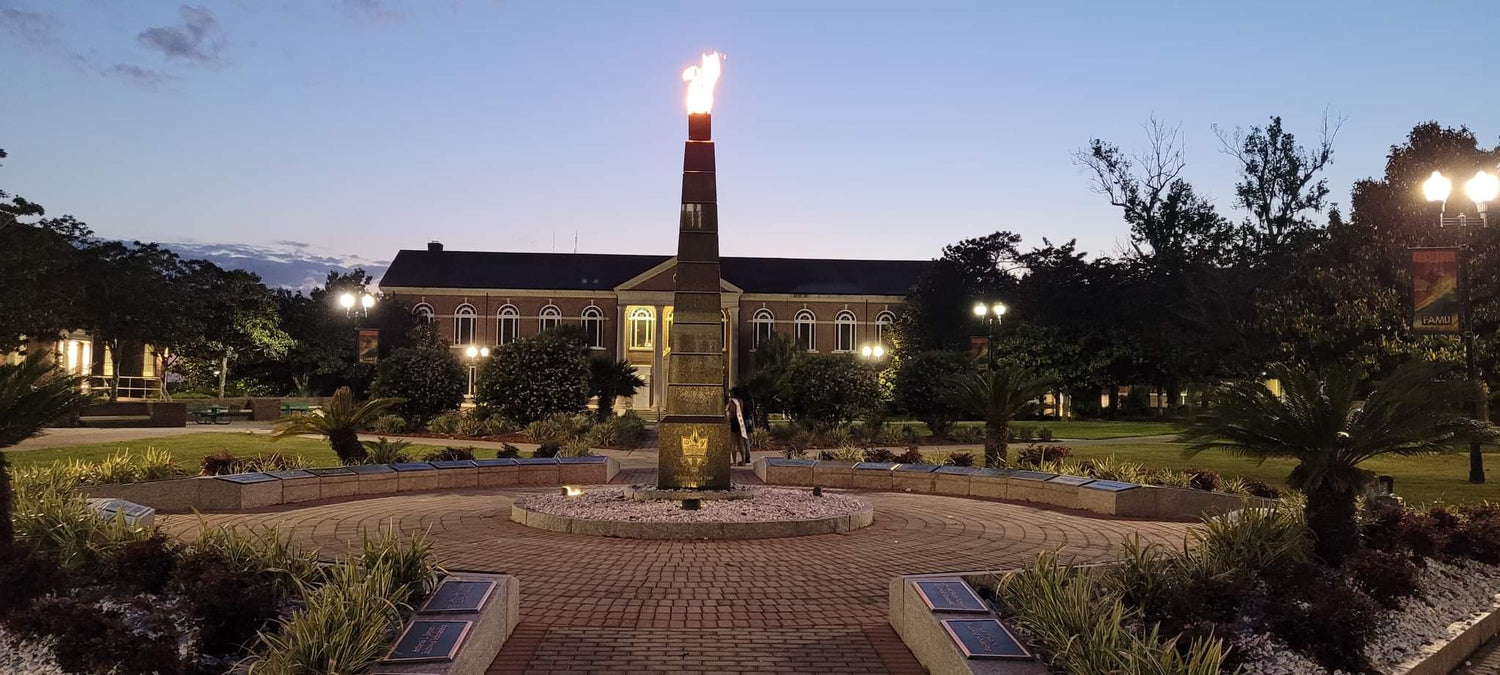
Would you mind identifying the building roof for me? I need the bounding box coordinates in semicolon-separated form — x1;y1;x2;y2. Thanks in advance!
380;249;929;296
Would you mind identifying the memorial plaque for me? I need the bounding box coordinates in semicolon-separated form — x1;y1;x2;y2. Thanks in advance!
973;468;1019;478
1007;470;1057;481
914;579;988;613
391;462;436;472
1046;475;1094;487
765;458;815;467
472;458;519;467
517;457;560;465
941;618;1032;659
430;460;477;469
557;456;608;464
895;463;939;473
854;462;897;471
935;466;980;475
383;620;470;663
268;469;316;480
1084;480;1141;492
418;579;497;614
347;464;396;474
215;472;276;484
307;467;356;476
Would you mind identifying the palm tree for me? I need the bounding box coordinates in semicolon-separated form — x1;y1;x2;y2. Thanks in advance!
588;356;645;423
0;353;94;549
949;364;1054;468
273;386;402;464
1179;359;1491;564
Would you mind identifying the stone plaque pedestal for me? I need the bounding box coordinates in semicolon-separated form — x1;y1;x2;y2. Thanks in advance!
657;417;732;490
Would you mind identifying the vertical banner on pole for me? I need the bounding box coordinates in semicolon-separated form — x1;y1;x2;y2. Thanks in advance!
1411;247;1461;334
357;329;380;363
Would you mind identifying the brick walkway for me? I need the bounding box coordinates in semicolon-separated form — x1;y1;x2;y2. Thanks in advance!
1458;637;1500;675
162;469;1190;674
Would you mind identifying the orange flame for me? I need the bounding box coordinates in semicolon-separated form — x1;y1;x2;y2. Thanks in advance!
682;52;721;115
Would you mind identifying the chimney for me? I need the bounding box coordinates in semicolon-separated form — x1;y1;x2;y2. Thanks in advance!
427;241;444;252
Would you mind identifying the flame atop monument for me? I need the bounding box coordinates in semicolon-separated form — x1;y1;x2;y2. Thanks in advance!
682;52;721;114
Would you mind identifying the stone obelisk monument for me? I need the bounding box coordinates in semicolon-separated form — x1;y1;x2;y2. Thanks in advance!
658;53;731;491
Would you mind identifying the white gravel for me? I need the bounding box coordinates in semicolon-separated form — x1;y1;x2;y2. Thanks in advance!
0;627;64;675
519;487;867;523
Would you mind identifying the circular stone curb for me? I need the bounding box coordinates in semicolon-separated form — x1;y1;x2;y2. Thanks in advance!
509;501;875;540
621;485;763;502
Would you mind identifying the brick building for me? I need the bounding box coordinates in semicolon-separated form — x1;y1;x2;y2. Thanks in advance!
379;242;928;415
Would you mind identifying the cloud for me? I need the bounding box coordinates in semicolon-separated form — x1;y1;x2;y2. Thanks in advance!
138;5;225;64
339;0;401;22
164;240;390;291
2;3;175;90
0;4;58;48
101;63;173;89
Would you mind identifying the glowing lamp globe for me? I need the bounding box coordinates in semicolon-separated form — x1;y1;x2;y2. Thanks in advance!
338;292;355;309
360;293;375;309
873;344;886;359
1465;170;1499;205
1423;171;1452;203
861;345;873;358
972;302;988;317
993;303;1008;317
465;345;479;358
479;347;491;358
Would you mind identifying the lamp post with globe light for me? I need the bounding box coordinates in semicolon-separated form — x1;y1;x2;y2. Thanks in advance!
463;345;491;401
1422;168;1499;484
972;301;1008;371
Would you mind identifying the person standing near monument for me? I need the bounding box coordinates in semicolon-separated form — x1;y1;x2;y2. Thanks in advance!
726;389;752;466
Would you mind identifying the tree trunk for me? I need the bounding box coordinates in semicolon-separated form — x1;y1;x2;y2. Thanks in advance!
983;414;1009;468
329;427;367;465
109;338;122;403
0;451;14;551
217;355;229;399
596;393;614;423
1306;482;1360;565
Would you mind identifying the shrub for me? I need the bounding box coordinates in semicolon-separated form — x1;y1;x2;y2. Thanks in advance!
891;351;972;437
249;561;406;674
820;445;864;462
946;451;975;467
1188;506;1311;576
455;413;489;438
1342;548;1420;609
483;415;520;436
769;424;796;443
475;335;590;425
238;452;307;473
201;451;240;476
1080;456;1146;483
748;427;771;450
532;443;561;458
426;411;464;435
1036;425;1054;442
1009;426;1035;442
423;446;476;462
12;596;187;675
366;413;409;435
369;342;467;426
361;437;413;464
587;411;647;449
1241;478;1282;499
495;443;522;459
526;412;593;445
560;439;593;457
782;355;881;427
862;447;896;463
1144;468;1192;488
1449;502;1500;563
0;547;67;616
359;529;438;601
10;466;149;568
175;548;283;656
948;425;984;444
1187;469;1221;492
1015;444;1070;466
1260;561;1380;672
894;446;926;464
187;522;321;592
108;532;178;594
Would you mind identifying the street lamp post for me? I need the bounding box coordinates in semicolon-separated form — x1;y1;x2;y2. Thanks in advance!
1423;168;1499;484
463;345;491;401
972;301;1008;371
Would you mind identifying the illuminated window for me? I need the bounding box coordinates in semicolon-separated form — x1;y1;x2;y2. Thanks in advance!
628;307;655;350
497;305;519;345
581;306;604;349
875;311;896;347
454;304;477;345
752;308;774;349
834;310;856;353
412;303;435;325
794;310;816;352
538;305;561;332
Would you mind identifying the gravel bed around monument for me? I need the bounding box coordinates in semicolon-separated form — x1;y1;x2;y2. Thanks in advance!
519;486;866;523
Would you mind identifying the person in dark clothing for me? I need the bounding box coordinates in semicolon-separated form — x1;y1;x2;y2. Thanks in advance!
726;388;753;466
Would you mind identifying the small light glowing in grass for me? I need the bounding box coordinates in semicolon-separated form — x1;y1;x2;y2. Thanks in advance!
561;486;583;497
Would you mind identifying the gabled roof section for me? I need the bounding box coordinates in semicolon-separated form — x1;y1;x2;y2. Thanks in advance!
381;249;929;296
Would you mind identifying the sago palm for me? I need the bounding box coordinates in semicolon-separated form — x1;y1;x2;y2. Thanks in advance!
273;386;402;464
949;364;1054;467
1179;359;1490;564
588;356;645;423
0;353;94;549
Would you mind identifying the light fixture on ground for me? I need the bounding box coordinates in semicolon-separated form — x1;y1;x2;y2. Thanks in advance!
560;486;582;497
1422;168;1496;484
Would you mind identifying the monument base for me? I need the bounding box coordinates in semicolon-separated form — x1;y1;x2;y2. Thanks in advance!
656;416;732;491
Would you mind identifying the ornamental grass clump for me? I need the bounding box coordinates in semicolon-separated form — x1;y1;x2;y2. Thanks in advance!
362;437;413;464
10;464;148;569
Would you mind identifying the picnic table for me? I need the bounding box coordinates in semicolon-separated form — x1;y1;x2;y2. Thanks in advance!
190;405;232;425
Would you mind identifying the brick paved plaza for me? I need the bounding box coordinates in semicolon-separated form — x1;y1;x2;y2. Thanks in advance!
162;469;1191;674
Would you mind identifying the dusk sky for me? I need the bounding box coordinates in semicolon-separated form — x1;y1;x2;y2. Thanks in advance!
4;1;1498;285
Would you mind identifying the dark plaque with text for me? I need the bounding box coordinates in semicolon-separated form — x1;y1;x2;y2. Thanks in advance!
914;579;988;613
941;618;1032;659
419;579;497;614
383;620;471;663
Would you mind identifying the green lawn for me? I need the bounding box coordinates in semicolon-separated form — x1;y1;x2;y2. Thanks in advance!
1002;420;1182;440
3;433;341;470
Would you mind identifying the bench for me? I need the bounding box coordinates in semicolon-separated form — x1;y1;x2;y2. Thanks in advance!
79;415;153;423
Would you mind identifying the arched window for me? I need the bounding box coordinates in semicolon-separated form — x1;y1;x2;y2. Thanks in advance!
794;309;816;352
752;309;775;349
538;305;561;333
497;305;519;345
875;311;896;347
412;303;435;325
581;306;604;349
834;310;857;353
628;307;655;350
453;304;477;345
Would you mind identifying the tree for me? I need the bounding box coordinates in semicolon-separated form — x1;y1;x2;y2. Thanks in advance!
369;328;466;426
897;232;1022;353
740;331;798;427
0;354;93;549
0;216;90;353
948;364;1054;467
1216;114;1342;256
781;355;881;428
271;386;402;464
76;241;193;401
474;335;589;425
587;356;645;422
892;351;973;437
175;261;291;397
1179;360;1491;564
